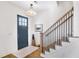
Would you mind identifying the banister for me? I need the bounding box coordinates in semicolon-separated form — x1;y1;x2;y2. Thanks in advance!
40;7;73;53
44;7;73;34
46;14;73;36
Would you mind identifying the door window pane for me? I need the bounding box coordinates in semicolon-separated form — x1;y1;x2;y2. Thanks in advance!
22;18;25;22
25;19;27;23
18;15;28;27
25;23;27;26
22;22;25;26
19;17;22;22
19;21;22;26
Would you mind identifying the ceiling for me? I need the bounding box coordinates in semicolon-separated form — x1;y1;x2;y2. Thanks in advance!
9;1;58;11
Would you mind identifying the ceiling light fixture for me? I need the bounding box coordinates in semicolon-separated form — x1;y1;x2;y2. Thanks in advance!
26;2;37;16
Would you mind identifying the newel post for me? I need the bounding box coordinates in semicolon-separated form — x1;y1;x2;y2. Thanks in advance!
40;32;43;53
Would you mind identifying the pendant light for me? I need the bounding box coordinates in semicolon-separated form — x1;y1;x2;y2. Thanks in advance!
26;3;37;16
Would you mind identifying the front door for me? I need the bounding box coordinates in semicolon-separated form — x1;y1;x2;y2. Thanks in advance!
17;15;28;50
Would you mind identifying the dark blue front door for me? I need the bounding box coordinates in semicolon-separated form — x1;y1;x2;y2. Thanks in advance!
17;15;28;50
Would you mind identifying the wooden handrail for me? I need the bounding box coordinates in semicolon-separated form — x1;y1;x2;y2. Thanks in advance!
44;7;73;34
46;14;73;36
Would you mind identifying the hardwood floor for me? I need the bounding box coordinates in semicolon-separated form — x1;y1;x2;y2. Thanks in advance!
2;54;16;58
2;46;43;58
25;48;43;58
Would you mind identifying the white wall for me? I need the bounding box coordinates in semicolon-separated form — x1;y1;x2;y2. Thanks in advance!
73;1;79;36
0;2;27;57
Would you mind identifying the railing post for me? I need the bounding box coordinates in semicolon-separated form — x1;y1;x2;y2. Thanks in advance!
71;8;73;37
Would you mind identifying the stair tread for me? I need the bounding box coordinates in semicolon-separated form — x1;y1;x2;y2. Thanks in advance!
45;51;50;54
55;45;62;50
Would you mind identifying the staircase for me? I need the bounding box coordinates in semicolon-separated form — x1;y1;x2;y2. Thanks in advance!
40;37;79;58
40;7;76;58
